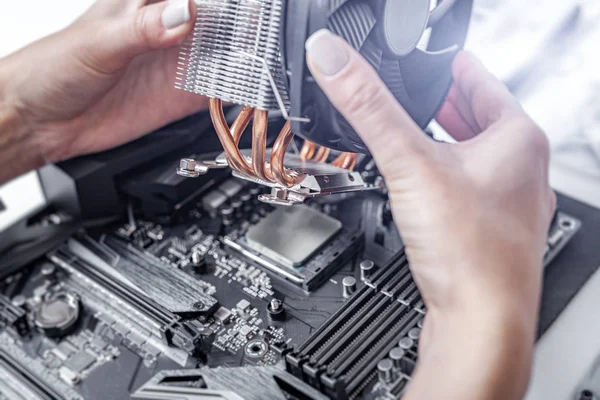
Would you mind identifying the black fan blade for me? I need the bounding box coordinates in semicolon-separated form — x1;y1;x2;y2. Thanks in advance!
328;1;376;51
398;46;459;97
329;0;350;14
359;35;383;70
378;59;416;115
428;0;458;27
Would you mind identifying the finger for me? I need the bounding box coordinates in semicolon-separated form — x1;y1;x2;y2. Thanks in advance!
78;0;146;21
305;29;432;171
446;85;480;133
452;51;521;130
436;100;477;141
78;0;195;74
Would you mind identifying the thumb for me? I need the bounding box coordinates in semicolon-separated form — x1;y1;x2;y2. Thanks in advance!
81;0;195;73
305;29;433;172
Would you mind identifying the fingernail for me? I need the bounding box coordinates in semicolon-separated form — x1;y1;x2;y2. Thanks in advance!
305;29;349;76
162;0;190;29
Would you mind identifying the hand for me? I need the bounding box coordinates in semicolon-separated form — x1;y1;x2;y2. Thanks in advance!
305;30;555;399
0;0;207;165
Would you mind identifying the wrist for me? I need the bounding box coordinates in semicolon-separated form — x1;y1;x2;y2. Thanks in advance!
0;61;46;183
407;304;535;400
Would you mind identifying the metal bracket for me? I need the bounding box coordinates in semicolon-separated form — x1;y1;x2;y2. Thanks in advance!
176;158;228;178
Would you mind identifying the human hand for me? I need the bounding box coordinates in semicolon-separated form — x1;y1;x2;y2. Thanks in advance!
0;0;207;165
305;30;555;399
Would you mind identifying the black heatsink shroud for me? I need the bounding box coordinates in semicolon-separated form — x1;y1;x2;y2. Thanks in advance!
283;0;473;153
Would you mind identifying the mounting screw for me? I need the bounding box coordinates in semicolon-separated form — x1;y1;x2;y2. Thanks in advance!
267;298;285;321
177;158;201;178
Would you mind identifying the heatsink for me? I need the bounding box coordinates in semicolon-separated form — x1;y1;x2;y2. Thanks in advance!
176;0;289;111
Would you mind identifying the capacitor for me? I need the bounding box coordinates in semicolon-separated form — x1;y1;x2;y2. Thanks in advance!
231;200;243;217
359;260;374;281
342;276;357;298
398;337;414;350
389;347;405;371
220;206;234;220
11;295;26;308
408;327;421;341
41;263;56;277
191;251;203;268
377;359;394;384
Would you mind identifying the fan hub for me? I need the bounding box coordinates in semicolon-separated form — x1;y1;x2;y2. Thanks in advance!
380;0;430;57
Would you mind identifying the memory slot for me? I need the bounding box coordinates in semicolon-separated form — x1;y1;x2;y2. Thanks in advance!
379;261;411;293
295;285;376;358
344;309;422;395
330;303;410;378
313;294;395;368
367;252;408;288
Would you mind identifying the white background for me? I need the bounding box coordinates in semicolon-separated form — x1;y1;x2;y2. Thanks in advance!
0;2;600;398
0;0;94;230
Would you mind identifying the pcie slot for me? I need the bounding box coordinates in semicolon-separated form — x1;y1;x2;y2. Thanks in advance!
295;285;376;357
344;309;421;396
315;295;396;369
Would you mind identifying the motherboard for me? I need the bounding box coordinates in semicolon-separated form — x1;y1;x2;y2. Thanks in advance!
0;172;580;400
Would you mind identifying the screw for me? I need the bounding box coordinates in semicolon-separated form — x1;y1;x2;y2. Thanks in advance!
177;158;201;178
270;299;282;312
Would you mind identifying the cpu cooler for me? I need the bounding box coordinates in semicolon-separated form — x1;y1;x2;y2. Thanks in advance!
176;0;473;204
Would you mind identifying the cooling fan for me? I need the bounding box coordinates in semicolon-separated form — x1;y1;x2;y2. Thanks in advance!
176;0;473;205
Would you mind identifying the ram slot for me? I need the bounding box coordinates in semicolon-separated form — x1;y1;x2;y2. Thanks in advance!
386;272;414;300
312;294;394;368
366;252;408;288
343;309;422;396
327;302;408;377
296;285;375;358
398;282;421;306
286;285;377;378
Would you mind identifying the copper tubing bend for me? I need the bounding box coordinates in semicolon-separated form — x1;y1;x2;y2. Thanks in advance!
209;98;254;177
252;109;276;183
331;152;357;170
313;146;331;163
231;106;254;145
209;99;329;186
300;141;317;159
271;122;304;187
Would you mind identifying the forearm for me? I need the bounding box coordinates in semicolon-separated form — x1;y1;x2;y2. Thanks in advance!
404;307;536;400
0;62;46;184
